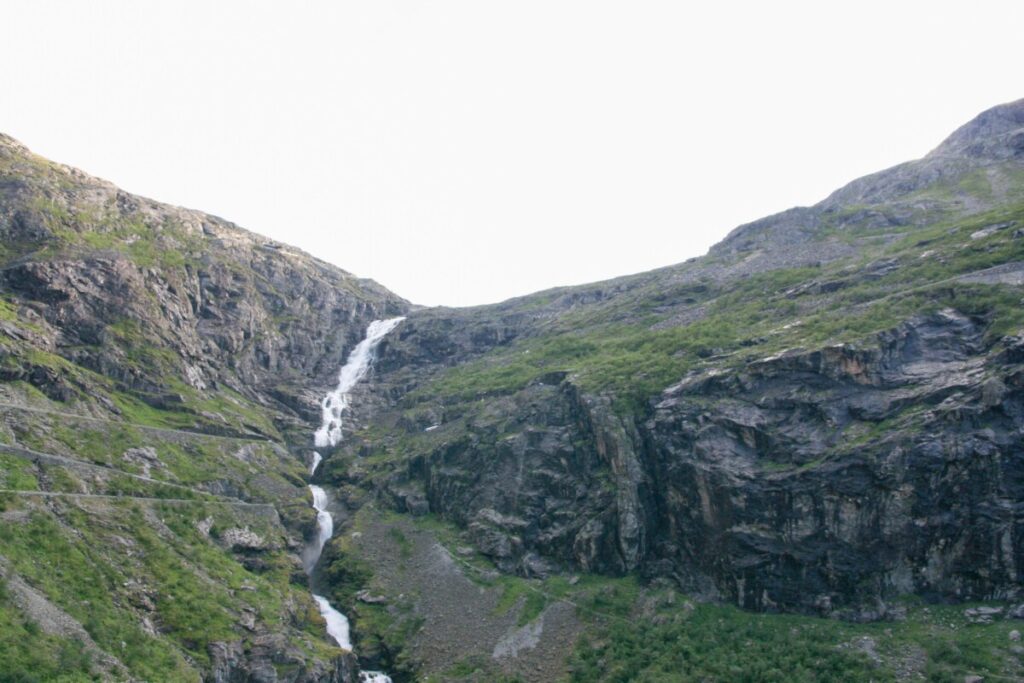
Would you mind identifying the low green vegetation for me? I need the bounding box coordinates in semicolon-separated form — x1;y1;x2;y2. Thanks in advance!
569;600;874;682
0;453;39;490
416;201;1024;416
0;581;96;683
2;406;305;505
569;596;1024;683
21;191;201;270
493;576;548;625
0;298;23;324
0;496;326;682
0;504;197;679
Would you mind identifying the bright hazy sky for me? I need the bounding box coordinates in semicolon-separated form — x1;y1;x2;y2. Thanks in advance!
2;2;1022;306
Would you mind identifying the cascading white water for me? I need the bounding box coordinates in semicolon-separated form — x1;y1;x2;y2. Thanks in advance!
304;318;403;682
306;484;356;652
309;484;333;564
315;317;406;448
305;464;354;650
312;594;352;650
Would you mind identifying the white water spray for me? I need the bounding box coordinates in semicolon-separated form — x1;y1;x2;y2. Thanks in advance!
306;476;352;650
315;317;406;448
312;594;352;650
305;319;402;682
308;485;333;564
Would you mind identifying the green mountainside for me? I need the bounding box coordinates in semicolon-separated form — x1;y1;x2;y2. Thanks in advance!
0;133;406;681
1;100;1023;681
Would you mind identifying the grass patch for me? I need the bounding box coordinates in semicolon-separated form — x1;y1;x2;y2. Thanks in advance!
0;498;323;680
0;454;39;490
567;595;1023;683
414;201;1024;417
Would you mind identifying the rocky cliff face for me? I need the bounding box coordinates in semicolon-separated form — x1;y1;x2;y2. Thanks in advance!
644;312;1024;617
0;132;407;433
321;98;1024;620
347;311;1023;618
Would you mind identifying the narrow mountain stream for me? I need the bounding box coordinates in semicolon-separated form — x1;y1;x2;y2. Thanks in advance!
304;317;405;682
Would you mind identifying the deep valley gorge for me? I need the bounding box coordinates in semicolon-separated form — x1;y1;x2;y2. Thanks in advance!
2;98;1024;682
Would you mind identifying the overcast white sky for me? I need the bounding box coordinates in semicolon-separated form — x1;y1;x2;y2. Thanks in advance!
2;2;1022;306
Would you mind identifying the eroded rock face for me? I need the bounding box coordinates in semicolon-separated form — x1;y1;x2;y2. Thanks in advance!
643;310;1023;615
0;135;409;419
208;639;359;683
370;311;1024;616
2;252;404;411
221;527;270;551
382;380;652;578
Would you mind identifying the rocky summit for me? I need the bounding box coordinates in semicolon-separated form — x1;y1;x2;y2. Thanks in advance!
1;100;1024;682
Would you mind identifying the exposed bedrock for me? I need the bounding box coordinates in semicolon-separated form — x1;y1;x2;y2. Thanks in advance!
375;310;1024;617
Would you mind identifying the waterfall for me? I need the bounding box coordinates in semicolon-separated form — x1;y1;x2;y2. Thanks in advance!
308;485;333;565
312;594;352;650
305;318;403;682
315;317;406;448
306;485;357;654
310;451;323;476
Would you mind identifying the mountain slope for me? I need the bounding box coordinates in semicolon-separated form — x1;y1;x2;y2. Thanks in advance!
0;134;408;681
301;100;1024;677
0;132;407;430
1;99;1023;682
